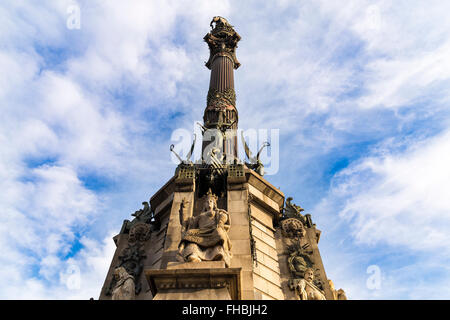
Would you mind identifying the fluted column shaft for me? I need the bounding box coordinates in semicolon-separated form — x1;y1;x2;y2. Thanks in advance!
202;17;241;162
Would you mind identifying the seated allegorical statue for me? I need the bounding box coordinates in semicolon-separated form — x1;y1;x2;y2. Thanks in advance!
111;267;135;300
178;189;232;267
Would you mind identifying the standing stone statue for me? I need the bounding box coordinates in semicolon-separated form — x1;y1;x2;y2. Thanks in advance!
290;268;326;300
178;189;232;267
111;267;135;300
329;280;348;300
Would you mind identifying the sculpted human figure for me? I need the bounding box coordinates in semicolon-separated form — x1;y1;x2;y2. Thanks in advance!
328;279;347;300
288;244;313;278
111;267;135;300
289;252;308;277
178;189;232;267
337;288;347;300
328;280;347;300
292;268;326;300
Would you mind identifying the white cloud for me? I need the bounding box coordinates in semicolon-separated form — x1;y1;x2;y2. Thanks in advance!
313;128;450;299
0;165;98;257
332;129;450;251
61;234;117;300
0;233;116;299
0;163;104;298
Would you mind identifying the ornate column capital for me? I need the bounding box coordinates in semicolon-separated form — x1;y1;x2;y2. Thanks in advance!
204;16;241;69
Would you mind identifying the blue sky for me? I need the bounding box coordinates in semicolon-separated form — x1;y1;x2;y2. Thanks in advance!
1;0;450;299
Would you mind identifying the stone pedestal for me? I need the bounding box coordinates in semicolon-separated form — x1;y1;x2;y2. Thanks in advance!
145;261;241;300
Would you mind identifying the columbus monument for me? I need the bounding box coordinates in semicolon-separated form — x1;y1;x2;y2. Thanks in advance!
99;17;347;300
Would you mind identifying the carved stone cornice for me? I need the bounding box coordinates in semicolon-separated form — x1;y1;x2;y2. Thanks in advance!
145;263;242;300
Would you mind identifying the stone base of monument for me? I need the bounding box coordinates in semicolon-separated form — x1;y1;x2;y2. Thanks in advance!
145;261;242;300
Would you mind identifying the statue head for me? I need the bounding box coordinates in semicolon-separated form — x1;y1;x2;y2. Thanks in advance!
203;189;218;212
304;268;314;283
113;267;129;281
293;255;307;268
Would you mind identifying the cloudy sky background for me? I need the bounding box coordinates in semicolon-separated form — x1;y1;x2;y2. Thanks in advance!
1;0;450;299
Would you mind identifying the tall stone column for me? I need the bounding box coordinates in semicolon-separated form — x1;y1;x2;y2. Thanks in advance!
202;17;241;163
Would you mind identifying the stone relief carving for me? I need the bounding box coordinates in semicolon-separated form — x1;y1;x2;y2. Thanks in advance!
286;241;328;299
281;196;348;299
129;201;152;226
116;223;149;295
111;267;135;300
128;222;151;244
178;189;232;267
281;218;306;239
107;205;153;298
280;197;329;299
287;243;313;278
207;87;236;109
289;268;326;300
282;197;306;224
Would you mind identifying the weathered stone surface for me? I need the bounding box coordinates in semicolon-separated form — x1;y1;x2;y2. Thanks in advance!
178;190;232;267
290;268;326;300
167;261;225;270
111;267;135;300
154;287;231;300
145;263;242;300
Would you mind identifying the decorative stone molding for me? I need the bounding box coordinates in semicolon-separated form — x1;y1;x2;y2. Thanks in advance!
247;194;258;266
281;218;306;239
227;164;246;185
128;223;151;244
145;262;242;300
207;87;236;108
175;164;196;192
